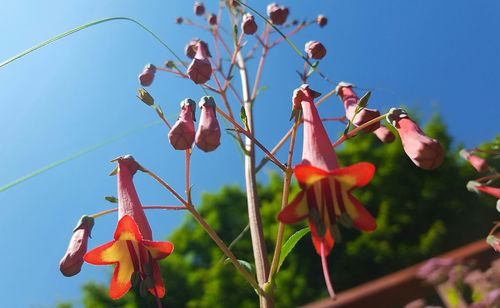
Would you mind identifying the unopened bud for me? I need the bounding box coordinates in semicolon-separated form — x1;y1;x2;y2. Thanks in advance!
137;88;154;106
305;41;327;59
316;15;328;27
59;215;95;277
374;126;395;143
175;17;183;24
387;108;444;170
195;96;221;152
138;64;156;87
336;83;380;133
207;13;217;26
459;149;489;172
168;99;196;150
241;13;258;35
267;3;289;25
187;41;212;84
487;235;500;252
194;2;205;16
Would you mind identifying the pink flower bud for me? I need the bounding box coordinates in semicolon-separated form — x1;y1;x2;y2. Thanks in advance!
59;215;94;277
459;149;489;172
336;82;381;133
138;64;156;87
373;126;395;143
175;17;183;24
168;99;196;150
387;108;444;170
207;13;217;25
194;2;205;16
187;41;212;84
195;96;221;152
305;41;327;60
267;3;289;25
316;15;327;27
184;39;212;59
241;13;258;35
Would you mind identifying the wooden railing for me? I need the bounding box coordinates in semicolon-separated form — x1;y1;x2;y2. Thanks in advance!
303;238;498;308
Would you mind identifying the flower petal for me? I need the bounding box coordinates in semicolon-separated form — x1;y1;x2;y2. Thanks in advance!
345;194;377;231
309;221;334;256
109;262;133;299
143;241;174;260
84;241;119;265
150;261;165;298
114;215;143;241
294;164;330;188
277;190;310;224
330;162;375;189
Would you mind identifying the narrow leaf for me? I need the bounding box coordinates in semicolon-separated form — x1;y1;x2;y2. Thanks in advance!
277;228;310;272
256;85;268;97
240;106;249;130
105;196;118;203
224;258;254;274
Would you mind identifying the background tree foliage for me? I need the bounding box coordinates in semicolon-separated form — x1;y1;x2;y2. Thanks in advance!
67;117;498;307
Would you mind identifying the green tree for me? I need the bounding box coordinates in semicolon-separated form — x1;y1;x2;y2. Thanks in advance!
69;117;497;307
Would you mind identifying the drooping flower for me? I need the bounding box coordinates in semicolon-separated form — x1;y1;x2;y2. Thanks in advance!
187;41;212;84
168;98;196;150
267;3;289;25
373;126;395;143
336;82;381;133
195;96;221;152
194;2;205;16
459;149;489;173
59;215;95;277
316;15;328;27
84;215;173;299
241;13;258;35
138;64;156;87
84;156;174;299
467;181;500;198
305;41;327;60
278;85;377;298
387;108;444;170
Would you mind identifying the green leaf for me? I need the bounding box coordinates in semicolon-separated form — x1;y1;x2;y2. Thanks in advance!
256;85;268;97
104;196;118;203
306;61;319;78
355;91;371;113
240;106;249;130
224;258;254;274
277;228;310;272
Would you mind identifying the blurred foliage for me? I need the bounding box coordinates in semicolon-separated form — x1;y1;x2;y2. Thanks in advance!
64;116;498;307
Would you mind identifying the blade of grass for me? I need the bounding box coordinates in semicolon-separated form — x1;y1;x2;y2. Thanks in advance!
0;120;160;192
0;17;183;69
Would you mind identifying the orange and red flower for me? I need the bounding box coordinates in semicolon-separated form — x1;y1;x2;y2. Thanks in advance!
84;215;173;299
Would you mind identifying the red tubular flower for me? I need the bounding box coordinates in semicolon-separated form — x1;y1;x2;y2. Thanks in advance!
112;155;152;239
168;98;196;150
387;108;444;170
336;82;381;133
305;41;327;60
468;181;500;198
278;85;377;298
84;215;173;299
193;2;205;16
138;64;156;87
187;41;212;84
84;156;174;299
195;96;221;152
374;126;395;143
241;13;258;35
59;215;95;277
267;3;289;25
459;149;489;172
316;15;328;27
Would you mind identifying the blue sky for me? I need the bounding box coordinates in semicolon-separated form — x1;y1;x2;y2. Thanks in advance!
0;0;499;306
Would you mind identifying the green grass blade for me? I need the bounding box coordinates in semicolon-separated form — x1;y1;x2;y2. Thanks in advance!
0;120;160;192
0;17;184;69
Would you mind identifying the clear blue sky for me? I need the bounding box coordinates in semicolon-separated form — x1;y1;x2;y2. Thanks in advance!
0;0;498;306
